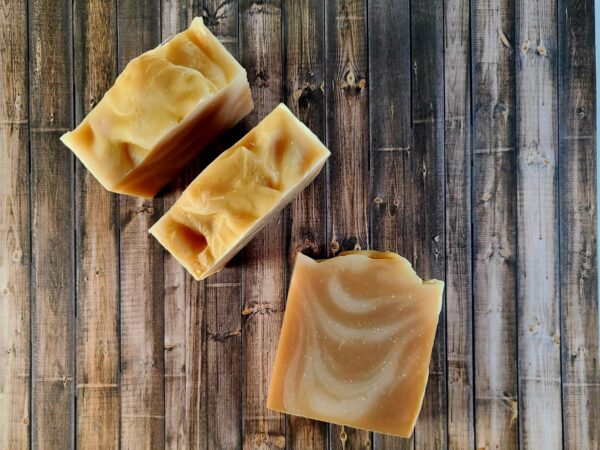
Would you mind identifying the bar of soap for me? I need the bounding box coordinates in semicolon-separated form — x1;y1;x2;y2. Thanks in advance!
267;251;444;437
149;104;330;280
60;17;253;197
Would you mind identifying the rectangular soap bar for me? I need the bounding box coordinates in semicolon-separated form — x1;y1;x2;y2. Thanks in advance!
149;104;331;280
268;251;444;437
60;17;253;197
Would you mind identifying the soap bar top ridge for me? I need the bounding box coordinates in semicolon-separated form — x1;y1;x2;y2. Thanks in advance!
61;17;253;197
268;251;444;438
149;103;331;280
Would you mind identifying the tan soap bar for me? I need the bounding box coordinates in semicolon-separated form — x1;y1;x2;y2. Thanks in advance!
268;251;444;437
60;17;253;197
149;104;330;280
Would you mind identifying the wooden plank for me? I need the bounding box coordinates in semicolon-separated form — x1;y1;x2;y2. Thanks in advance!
197;2;244;448
159;4;207;449
558;0;600;447
471;0;519;448
116;2;165;449
444;0;474;448
326;0;369;253
29;0;75;447
0;0;31;448
367;0;413;448
283;0;328;448
325;1;370;449
205;275;242;449
515;0;562;446
239;1;286;449
72;0;120;448
410;1;447;449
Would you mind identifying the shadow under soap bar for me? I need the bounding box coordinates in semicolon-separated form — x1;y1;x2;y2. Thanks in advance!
149;104;331;280
61;17;253;197
268;251;444;437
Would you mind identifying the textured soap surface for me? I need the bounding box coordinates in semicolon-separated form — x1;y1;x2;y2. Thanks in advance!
267;251;444;437
149;103;330;280
61;17;253;197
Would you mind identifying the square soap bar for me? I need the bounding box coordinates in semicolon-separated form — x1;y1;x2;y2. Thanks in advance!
268;251;444;437
149;104;330;280
61;17;253;197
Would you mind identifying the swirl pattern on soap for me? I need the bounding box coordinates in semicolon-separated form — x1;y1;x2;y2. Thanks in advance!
269;252;443;436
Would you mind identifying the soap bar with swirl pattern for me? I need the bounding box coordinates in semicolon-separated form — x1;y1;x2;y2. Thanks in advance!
268;251;444;437
60;17;253;197
149;104;330;280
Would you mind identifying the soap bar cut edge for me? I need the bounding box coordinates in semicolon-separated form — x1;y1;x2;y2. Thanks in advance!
60;17;254;198
148;103;331;280
149;152;328;280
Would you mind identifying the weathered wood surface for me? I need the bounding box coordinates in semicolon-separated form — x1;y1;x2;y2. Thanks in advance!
443;0;474;448
0;1;30;449
515;0;562;447
29;0;75;447
472;0;519;448
117;1;165;449
409;2;448;449
0;0;598;449
559;0;600;448
73;0;120;448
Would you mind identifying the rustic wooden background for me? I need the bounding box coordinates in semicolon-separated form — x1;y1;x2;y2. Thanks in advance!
1;0;598;448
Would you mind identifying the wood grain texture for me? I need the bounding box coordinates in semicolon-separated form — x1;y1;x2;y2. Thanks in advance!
326;1;370;449
558;0;600;448
239;1;286;448
201;4;244;449
444;0;474;448
283;0;328;448
515;0;562;446
326;0;369;256
205;276;242;449
72;0;120;448
367;0;413;448
471;0;519;448
28;0;75;447
3;2;600;448
0;0;31;448
116;1;165;448
410;1;447;449
160;13;244;446
159;3;208;449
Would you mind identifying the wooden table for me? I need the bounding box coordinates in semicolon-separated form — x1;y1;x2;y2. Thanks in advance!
1;0;598;448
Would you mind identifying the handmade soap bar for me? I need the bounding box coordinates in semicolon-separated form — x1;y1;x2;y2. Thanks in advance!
268;251;444;437
60;17;253;197
149;104;330;280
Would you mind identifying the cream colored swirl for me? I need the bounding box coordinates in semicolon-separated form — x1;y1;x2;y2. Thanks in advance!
328;275;411;314
286;272;421;419
307;285;424;343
